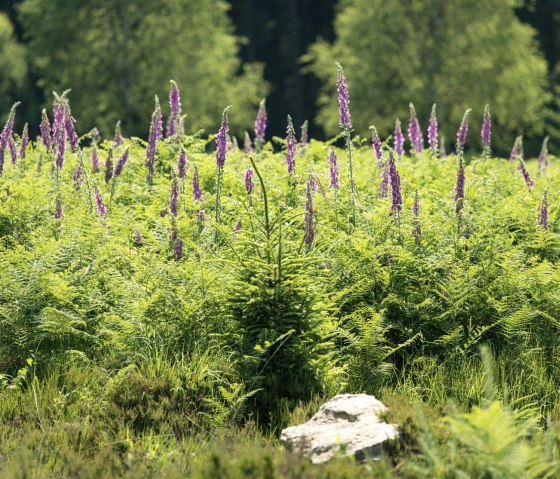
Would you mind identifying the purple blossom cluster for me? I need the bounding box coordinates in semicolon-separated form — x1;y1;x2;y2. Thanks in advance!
456;109;471;153
428;104;438;154
394;119;404;158
518;158;533;191
412;190;421;240
304;179;315;247
254;98;267;145
387;150;402;215
328;149;339;190
509;136;523;162
192;164;203;201
114;146;129;178
286;115;297;174
170;177;179;217
166;80;184;138
0;103;20;174
454;153;466;216
216;107;230;169
91;147;100;172
113;121;124;147
146;96;163;181
177;148;187;178
19;124;29;161
245;167;255;194
408;103;424;153
336;63;352;129
537;188;549;230
370;125;383;165
481;104;491;155
94;185;106;218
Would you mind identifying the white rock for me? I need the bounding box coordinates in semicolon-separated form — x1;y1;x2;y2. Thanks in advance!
281;394;398;464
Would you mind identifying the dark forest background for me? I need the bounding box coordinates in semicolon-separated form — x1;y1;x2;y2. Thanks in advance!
1;0;559;153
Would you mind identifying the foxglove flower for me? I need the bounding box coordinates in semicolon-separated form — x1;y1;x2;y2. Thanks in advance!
177;148;187;178
454;153;466;216
0;102;20;174
370;125;383;165
113;146;129;178
113;121;123;147
91;146;99;172
509;135;523;162
394;119;404;158
104;149;114;184
146;96;162;181
8;137;17;165
166;80;184;137
254;98;267;145
328;149;339;190
233;221;242;240
19;124;29;160
456;109;471;153
412;190;421;240
300;120;309;145
336;63;352;129
304;179;315;247
387;150;402;215
428;104;438;154
243;131;253;157
134;231;143;245
192;164;203;201
244;167;255;194
40;109;51;150
170;177;179;217
408;103;424;153
286;114;297;174
378;161;388;199
538;136;549;174
518;158;533;190
537;188;549;230
481;104;491;156
52;92;68;169
72;166;83;190
94;186;106;217
174;238;183;261
66;115;79;151
215;107;230;169
54;198;63;219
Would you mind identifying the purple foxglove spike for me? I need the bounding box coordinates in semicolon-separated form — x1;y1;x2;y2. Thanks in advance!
254;98;267;144
72;166;83;190
440;135;447;158
387;150;402;215
286;114;297;174
40;109;51;150
192;164;203;201
336;63;352;129
378;161;388;199
370;125;383;164
146;96;162;180
94;185;106;217
174;237;183;261
537;188;549;230
215;107;230;169
8;137;17;165
244;167;255;194
0;102;20;173
412;190;421;240
300;120;309;145
113;121;123;147
104;150;114;184
509;135;523;162
91;146;99;172
304;179;315;247
408;103;424;153
456;108;471;153
177;147;187;178
19;124;29;160
518;158;533;190
328;149;339;190
134;231;143;245
394;119;404;157
52;93;67;169
170;177;179;217
481;104;491;155
113;146;129;178
243;132;253;157
538;136;549;173
65;115;79;151
54;198;63;219
428;104;438;154
166;80;184;138
454;153;466;216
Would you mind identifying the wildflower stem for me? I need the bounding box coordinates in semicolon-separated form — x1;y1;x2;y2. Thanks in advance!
345;127;356;226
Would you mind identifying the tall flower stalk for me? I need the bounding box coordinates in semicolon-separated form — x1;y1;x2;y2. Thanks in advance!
481;104;491;157
387;149;402;226
146;96;162;184
245;166;255;194
537;188;549;230
428;104;438;155
456;109;471;154
509;135;523;162
412;190;421;241
336;62;356;225
329;149;340;227
394;119;404;159
0;102;20;175
454;152;466;229
40;109;51;151
94;184;106;218
214;106;231;231
538;136;549;175
170;176;179;217
108;146;129;213
286;114;297;175
254;98;267;150
518;158;533;191
370;125;383;167
408;103;424;153
166;80;184;138
304;178;315;249
19;123;29;162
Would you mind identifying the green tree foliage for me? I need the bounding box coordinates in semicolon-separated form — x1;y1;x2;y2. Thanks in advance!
0;13;27;116
306;0;550;148
18;0;268;137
